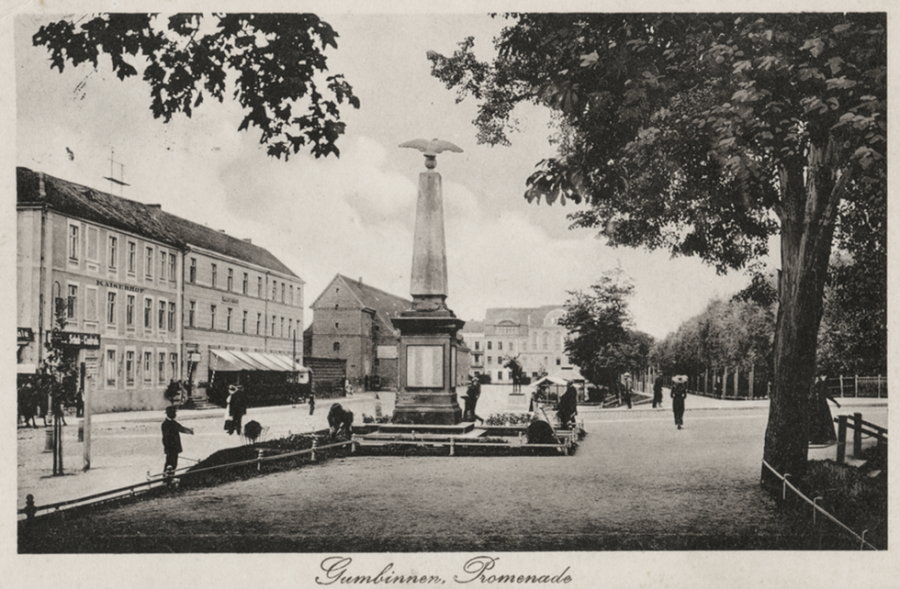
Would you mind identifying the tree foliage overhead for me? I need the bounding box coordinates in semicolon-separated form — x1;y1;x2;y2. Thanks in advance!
430;13;885;271
34;13;360;160
559;269;652;387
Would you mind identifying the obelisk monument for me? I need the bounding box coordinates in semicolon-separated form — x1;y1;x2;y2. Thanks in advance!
391;139;466;425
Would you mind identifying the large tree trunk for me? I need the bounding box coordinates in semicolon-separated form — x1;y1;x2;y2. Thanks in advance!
761;140;845;488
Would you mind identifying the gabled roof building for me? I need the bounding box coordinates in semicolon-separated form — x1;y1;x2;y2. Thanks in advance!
305;274;410;390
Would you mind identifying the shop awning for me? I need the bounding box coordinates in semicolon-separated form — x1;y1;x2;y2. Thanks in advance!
210;350;309;373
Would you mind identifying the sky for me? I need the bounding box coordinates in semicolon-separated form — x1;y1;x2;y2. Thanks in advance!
13;11;775;340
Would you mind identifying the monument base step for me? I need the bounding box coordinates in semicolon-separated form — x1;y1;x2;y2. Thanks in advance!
367;422;475;436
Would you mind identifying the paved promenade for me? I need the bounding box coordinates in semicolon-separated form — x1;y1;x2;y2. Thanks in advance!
17;390;886;515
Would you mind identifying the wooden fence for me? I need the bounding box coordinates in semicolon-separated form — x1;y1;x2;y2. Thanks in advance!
834;412;888;464
664;368;887;401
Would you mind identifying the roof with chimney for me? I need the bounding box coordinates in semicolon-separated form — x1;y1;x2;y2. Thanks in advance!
16;167;299;278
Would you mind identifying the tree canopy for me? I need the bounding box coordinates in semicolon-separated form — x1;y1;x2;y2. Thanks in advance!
34;13;360;160
429;13;886;481
559;269;652;388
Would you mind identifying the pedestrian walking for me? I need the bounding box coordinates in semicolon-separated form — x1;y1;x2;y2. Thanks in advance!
652;374;664;409
309;392;316;416
162;406;193;479
621;374;633;409
671;375;688;429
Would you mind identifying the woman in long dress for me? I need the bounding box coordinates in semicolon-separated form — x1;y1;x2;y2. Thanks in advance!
809;376;840;445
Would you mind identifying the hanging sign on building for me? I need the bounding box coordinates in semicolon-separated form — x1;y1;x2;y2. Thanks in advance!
17;327;34;343
47;331;101;348
188;352;202;362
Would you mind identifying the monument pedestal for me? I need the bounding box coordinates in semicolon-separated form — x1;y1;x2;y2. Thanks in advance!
391;310;465;425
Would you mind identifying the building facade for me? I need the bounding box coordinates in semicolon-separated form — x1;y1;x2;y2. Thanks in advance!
459;320;484;378
482;306;576;382
16;167;304;412
306;275;410;390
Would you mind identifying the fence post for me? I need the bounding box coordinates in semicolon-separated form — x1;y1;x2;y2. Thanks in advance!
854;375;858;398
853;413;863;458
257;449;265;472
836;415;847;464
783;473;791;501
450;436;455;456
311;437;317;462
24;494;37;521
839;375;844;397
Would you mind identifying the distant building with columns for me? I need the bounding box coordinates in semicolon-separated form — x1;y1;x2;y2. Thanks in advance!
480;306;577;382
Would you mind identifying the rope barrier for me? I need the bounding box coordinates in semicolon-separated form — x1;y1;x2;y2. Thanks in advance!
761;459;878;550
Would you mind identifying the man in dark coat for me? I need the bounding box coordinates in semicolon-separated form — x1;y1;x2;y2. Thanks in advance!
162;406;193;475
227;384;248;436
557;383;578;427
462;377;485;424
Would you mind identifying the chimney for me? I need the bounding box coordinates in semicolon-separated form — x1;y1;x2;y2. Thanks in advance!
147;204;161;209
243;238;252;244
358;277;363;285
219;229;226;233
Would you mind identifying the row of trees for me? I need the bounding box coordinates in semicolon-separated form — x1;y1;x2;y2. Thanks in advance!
651;296;774;380
652;253;886;382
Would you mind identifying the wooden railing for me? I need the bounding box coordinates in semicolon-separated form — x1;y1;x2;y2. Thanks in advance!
834;412;888;464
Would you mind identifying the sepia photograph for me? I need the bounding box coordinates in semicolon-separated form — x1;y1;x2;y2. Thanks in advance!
4;1;895;587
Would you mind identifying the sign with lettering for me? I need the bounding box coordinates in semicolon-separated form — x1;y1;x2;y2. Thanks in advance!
17;327;34;343
96;279;145;293
48;331;101;348
222;296;239;304
406;345;443;388
188;352;202;362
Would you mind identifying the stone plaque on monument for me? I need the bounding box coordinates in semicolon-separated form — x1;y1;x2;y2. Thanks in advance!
407;345;444;388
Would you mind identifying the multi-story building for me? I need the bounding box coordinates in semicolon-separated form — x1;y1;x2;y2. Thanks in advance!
459;320;484;378
482;306;577;382
174;217;305;398
305;275;410;390
16;167;305;412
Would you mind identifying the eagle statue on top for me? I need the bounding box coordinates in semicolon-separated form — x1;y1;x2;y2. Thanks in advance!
399;138;463;169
